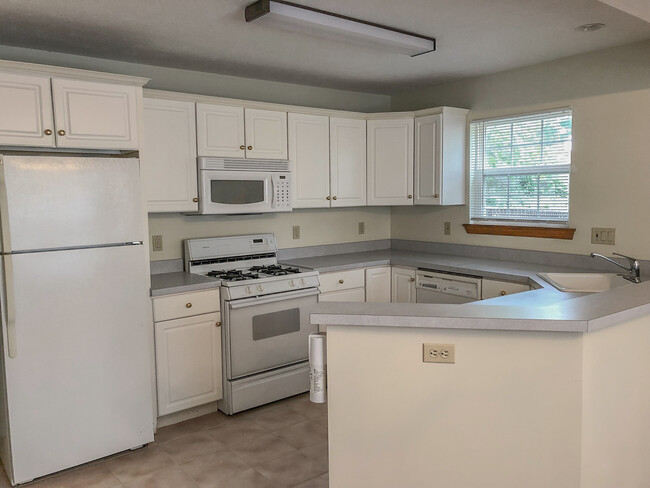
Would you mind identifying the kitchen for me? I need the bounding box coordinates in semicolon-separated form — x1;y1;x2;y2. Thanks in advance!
0;0;650;487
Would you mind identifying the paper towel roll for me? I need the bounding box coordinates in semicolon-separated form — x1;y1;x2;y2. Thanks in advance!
309;333;327;403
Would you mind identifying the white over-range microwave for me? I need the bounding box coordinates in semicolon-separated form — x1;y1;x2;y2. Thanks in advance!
197;157;292;215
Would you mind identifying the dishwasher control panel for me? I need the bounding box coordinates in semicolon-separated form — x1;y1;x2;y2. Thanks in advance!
416;270;481;299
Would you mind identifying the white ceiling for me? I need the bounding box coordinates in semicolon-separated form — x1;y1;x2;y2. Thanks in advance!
0;0;648;94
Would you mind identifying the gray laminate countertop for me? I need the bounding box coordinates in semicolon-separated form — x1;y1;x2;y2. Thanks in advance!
150;272;220;297
280;250;650;333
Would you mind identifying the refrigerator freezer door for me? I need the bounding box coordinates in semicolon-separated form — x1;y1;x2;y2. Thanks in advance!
0;156;144;252
1;245;153;484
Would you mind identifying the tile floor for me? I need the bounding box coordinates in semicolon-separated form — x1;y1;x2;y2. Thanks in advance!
0;394;328;488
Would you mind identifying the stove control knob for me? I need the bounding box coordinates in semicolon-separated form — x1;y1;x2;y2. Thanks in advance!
246;286;252;294
289;280;296;287
257;285;264;292
300;278;306;286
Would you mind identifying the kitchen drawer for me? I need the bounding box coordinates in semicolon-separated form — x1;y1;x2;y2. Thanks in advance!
153;288;220;322
319;287;365;303
319;269;365;293
481;279;531;300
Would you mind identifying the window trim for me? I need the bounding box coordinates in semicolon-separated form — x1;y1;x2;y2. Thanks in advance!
468;107;573;228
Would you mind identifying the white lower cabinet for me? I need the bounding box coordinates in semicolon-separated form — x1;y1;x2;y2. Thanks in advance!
391;267;416;303
153;289;222;416
319;268;365;302
481;279;531;300
365;266;391;302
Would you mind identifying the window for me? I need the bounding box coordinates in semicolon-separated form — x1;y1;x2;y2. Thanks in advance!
469;108;572;225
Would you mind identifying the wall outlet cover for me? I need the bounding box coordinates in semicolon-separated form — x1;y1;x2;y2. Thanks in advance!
423;343;455;364
591;227;615;245
444;222;451;235
358;222;365;235
293;225;301;239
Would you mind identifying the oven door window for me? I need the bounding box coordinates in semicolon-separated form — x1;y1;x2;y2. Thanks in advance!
211;180;265;204
252;308;300;340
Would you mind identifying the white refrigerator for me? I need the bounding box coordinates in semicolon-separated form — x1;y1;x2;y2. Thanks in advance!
0;155;154;485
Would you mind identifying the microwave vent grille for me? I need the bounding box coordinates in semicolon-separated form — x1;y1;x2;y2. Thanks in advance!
200;157;290;172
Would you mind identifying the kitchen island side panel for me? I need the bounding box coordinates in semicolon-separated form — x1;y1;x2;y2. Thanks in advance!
326;325;583;488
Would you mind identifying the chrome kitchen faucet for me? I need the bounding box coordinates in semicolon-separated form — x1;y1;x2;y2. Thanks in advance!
590;252;641;283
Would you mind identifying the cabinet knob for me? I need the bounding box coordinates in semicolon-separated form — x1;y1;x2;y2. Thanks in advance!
332;196;337;200
500;291;507;296
326;196;331;201
240;145;245;150
44;129;52;136
185;302;192;308
57;129;66;136
216;321;222;327
247;146;253;150
409;278;415;282
339;279;344;284
192;197;199;202
408;194;413;199
434;193;439;198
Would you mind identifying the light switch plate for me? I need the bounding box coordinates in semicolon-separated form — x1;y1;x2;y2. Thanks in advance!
444;221;451;235
591;227;615;245
358;222;365;235
293;225;301;239
152;235;163;252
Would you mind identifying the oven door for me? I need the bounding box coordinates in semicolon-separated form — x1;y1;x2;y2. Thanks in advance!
224;288;319;379
199;170;271;214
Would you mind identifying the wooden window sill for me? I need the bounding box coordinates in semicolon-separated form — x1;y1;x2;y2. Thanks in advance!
463;224;576;240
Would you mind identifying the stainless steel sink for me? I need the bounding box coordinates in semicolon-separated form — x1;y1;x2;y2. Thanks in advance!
537;272;631;293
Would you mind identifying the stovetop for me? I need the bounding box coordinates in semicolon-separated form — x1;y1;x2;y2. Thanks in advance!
206;264;303;282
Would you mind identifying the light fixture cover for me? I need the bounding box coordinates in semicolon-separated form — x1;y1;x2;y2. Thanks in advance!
245;0;436;57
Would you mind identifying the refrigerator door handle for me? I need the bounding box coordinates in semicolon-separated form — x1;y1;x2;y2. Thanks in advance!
0;158;17;357
2;254;17;358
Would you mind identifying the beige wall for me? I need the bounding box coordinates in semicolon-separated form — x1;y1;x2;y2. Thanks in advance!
148;208;391;261
390;40;650;260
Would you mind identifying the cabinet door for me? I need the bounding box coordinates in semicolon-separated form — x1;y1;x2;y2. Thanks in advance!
244;108;288;160
391;267;416;303
414;114;442;205
288;113;330;208
365;266;392;303
367;118;414;206
481;279;531;300
0;72;55;147
196;103;246;158
142;98;198;213
319;288;365;302
330;117;366;207
51;78;139;150
155;312;222;416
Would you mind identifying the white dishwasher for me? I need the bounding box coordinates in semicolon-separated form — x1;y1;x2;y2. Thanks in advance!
415;270;482;304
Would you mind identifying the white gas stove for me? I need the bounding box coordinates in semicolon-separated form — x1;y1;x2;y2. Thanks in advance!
184;234;320;415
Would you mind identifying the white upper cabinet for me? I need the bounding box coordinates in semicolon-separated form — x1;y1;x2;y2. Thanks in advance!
330;117;366;207
415;108;468;206
142;98;198;213
289;113;330;208
196;103;245;158
197;104;287;160
0;72;54;147
51;79;139;150
367;117;414;206
0;72;140;150
245;108;288;160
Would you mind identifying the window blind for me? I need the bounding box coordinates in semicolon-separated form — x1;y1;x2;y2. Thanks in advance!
469;109;572;224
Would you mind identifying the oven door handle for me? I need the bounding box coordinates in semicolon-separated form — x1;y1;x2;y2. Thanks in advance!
228;288;320;309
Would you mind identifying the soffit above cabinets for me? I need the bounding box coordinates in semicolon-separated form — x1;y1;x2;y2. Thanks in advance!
0;0;648;94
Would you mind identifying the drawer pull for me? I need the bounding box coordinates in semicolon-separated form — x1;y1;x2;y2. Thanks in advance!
339;279;344;284
247;145;253;150
332;196;337;200
57;129;66;136
500;291;507;296
216;321;221;327
185;302;192;308
192;197;199;202
408;194;413;199
44;129;52;136
409;278;415;282
240;145;245;150
326;196;331;200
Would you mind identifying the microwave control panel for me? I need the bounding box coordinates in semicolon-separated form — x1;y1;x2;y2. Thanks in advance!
272;174;292;211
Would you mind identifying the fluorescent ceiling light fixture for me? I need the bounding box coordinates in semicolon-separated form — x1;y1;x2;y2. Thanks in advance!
245;0;436;57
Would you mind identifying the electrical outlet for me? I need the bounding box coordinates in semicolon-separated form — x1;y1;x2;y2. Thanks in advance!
423;343;455;364
591;227;615;245
293;225;301;239
358;221;365;235
444;221;451;236
152;235;163;252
